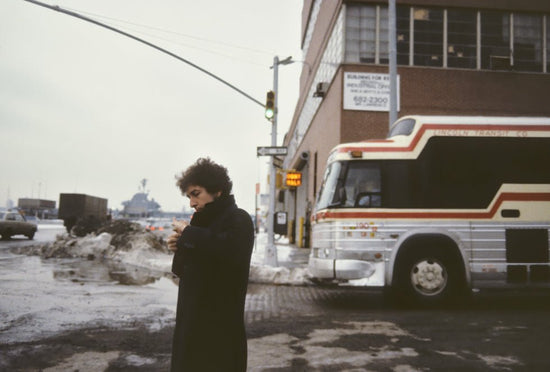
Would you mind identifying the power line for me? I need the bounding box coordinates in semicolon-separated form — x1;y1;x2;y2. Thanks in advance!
22;0;264;108
63;6;276;57
95;21;268;69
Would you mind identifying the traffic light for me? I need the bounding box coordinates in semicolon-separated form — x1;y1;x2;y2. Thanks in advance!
268;171;284;189
265;90;275;120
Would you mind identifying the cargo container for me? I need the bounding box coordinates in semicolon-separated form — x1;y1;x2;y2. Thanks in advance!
58;193;108;232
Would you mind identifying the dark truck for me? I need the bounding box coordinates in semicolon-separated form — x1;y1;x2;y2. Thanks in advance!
58;193;108;233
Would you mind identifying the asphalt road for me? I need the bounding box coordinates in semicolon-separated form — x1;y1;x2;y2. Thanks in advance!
1;228;550;371
246;284;550;371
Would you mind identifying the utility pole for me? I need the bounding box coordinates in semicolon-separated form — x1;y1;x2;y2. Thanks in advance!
261;56;295;266
388;0;398;129
265;56;280;266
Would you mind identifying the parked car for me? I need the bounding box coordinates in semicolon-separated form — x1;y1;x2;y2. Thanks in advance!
0;211;38;240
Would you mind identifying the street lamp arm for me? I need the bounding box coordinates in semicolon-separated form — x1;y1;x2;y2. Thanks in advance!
22;0;265;108
270;56;312;76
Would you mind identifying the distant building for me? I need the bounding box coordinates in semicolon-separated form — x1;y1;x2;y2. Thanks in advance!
281;0;550;247
121;179;161;218
121;192;161;218
17;198;56;219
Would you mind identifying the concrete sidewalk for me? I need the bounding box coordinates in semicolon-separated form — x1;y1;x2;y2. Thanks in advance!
252;233;309;269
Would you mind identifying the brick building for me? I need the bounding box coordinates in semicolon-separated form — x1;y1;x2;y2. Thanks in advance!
281;0;550;247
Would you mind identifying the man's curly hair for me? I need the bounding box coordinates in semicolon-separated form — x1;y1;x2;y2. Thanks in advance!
176;158;233;197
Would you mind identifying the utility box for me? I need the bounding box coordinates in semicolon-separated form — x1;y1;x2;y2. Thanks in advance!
274;211;287;235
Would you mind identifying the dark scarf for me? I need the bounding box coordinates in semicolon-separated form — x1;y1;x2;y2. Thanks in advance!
189;194;236;228
171;195;236;277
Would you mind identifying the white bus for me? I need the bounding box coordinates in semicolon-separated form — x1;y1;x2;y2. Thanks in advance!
309;115;550;304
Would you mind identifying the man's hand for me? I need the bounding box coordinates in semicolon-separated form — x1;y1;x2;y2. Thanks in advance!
167;232;180;252
172;217;189;234
168;218;190;252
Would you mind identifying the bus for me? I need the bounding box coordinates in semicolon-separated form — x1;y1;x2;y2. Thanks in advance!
309;115;550;304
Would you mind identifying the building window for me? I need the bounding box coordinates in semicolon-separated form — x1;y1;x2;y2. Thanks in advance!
481;11;511;70
396;6;410;65
513;13;543;72
288;8;344;161
413;8;444;67
343;4;548;73
345;5;377;63
302;0;322;59
447;8;477;69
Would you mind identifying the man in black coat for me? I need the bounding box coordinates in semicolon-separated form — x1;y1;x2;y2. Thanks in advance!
168;158;254;372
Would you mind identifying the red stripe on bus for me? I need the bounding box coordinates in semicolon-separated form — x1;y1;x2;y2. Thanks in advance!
336;124;550;154
314;192;550;220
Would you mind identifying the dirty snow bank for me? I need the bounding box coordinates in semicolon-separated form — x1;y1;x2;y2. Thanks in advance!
15;220;173;274
249;264;311;285
15;221;312;286
249;237;312;285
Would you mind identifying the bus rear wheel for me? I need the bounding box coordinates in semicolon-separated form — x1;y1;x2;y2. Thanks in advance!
395;247;464;306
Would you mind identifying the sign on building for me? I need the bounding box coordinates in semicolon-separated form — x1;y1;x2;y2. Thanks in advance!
285;171;302;187
343;72;400;112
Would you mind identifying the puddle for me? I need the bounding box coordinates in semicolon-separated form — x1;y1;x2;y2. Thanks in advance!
50;257;175;286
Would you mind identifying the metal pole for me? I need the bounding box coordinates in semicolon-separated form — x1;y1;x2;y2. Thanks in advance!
388;0;398;129
265;56;279;266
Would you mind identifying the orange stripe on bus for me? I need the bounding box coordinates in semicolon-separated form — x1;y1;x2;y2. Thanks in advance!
314;192;550;220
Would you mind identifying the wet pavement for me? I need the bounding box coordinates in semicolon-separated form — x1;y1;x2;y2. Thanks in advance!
2;226;550;371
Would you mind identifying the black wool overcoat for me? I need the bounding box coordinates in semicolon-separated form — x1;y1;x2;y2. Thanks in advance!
170;195;254;372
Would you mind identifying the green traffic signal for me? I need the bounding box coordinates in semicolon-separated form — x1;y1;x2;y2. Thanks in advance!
265;90;275;120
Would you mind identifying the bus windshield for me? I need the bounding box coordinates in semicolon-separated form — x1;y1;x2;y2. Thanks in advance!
316;161;382;210
316;161;342;210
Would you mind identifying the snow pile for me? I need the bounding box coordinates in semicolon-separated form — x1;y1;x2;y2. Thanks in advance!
15;221;312;286
248;236;312;285
16;220;172;273
249;264;311;285
110;237;172;273
20;232;114;260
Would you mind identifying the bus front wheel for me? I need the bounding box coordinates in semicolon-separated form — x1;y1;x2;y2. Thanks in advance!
394;247;464;306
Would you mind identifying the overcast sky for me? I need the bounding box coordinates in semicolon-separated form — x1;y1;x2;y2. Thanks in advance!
0;0;303;214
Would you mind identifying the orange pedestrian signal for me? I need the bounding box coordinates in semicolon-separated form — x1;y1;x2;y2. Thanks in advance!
285;171;302;187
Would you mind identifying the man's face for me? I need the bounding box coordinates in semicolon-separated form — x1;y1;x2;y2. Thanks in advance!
185;185;220;212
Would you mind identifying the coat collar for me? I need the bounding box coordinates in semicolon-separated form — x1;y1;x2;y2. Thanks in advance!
190;195;236;227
